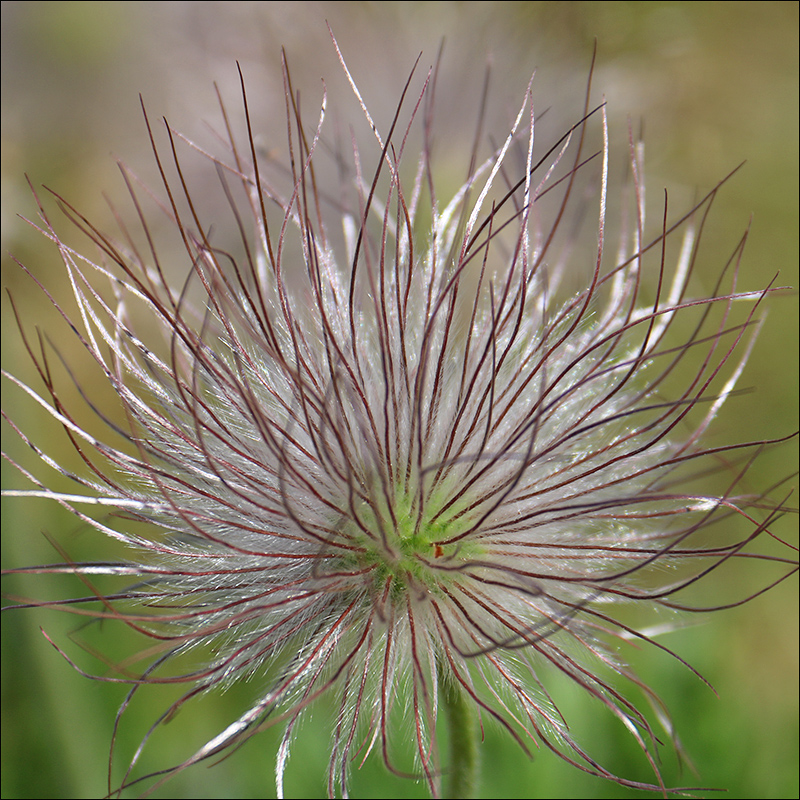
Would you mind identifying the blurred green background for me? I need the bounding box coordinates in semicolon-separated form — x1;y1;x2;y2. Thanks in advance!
2;2;797;798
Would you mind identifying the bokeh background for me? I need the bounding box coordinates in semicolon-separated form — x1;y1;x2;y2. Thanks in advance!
2;2;797;798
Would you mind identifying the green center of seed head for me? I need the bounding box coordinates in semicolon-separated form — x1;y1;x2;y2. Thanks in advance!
347;487;483;603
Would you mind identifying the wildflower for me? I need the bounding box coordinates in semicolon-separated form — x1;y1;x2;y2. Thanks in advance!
2;36;797;799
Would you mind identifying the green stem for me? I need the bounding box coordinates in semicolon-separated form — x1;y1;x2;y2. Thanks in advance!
440;670;480;798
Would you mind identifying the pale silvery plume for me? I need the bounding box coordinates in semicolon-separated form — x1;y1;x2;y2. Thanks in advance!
2;40;797;798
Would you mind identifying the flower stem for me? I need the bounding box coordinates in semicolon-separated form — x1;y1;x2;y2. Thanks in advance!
440;670;480;799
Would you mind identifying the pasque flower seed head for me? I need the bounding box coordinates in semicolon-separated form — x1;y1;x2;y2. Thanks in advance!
3;34;797;799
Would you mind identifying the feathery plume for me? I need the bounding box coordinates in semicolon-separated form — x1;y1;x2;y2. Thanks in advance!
3;37;797;799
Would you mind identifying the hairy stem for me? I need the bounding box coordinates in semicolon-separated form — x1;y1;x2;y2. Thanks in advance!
441;671;480;799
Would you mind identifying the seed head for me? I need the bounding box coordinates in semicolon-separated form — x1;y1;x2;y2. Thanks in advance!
2;36;797;799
